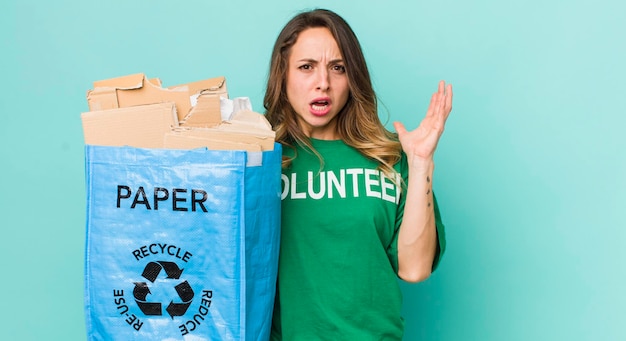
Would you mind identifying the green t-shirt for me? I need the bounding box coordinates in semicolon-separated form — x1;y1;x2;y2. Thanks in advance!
271;138;445;341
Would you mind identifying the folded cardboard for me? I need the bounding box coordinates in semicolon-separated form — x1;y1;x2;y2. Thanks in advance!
87;73;227;124
182;93;224;127
164;132;263;152
170;109;276;151
168;128;273;151
81;102;177;148
82;73;275;151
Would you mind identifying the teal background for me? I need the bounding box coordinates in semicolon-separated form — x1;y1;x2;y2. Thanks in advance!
1;0;624;340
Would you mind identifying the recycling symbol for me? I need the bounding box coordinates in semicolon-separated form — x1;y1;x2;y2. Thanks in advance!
133;261;194;318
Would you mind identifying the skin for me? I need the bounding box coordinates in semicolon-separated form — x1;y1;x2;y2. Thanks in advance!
286;27;454;282
286;27;350;140
394;80;453;282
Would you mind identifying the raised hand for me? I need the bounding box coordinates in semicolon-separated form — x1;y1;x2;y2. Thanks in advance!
393;80;453;164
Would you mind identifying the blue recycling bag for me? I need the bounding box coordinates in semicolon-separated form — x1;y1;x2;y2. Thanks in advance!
84;144;282;341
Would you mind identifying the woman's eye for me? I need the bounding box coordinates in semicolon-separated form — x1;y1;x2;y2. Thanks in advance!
332;65;346;73
299;64;312;70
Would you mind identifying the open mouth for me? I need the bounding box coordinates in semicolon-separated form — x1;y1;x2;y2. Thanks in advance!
310;98;331;114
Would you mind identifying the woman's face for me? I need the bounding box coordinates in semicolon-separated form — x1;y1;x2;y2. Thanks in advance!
286;27;350;140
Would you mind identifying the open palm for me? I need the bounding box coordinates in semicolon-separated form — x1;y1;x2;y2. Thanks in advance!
393;80;453;162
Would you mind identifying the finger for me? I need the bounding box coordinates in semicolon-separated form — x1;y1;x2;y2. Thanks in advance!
424;90;439;119
425;92;438;118
433;81;447;111
432;95;448;128
426;81;447;119
440;84;452;121
433;87;445;118
393;121;407;137
436;84;452;124
435;84;452;121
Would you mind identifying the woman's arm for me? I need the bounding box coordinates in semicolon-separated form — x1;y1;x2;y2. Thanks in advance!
393;80;453;282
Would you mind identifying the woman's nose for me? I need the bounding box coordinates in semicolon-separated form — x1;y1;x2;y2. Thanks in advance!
316;69;330;91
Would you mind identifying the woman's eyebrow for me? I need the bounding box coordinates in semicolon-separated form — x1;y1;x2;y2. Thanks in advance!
296;58;318;63
295;58;344;64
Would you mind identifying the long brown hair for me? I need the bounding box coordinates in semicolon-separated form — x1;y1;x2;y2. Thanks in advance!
264;9;401;176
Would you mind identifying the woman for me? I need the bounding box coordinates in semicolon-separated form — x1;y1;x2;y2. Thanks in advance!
264;8;452;340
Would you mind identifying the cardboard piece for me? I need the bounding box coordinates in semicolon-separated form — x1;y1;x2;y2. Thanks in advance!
164;132;263;152
82;73;275;152
182;93;223;127
87;73;227;124
81;102;177;148
168;127;274;151
170;110;276;151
